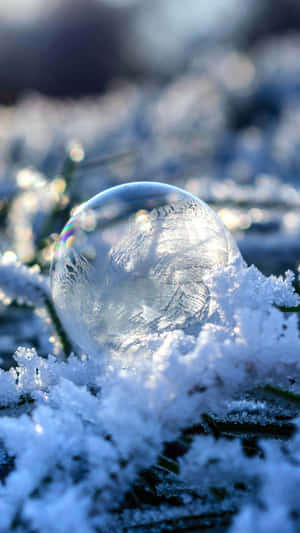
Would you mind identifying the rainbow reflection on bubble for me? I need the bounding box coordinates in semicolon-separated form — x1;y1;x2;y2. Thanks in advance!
53;218;78;259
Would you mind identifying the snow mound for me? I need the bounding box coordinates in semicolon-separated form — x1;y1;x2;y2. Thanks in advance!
0;261;298;530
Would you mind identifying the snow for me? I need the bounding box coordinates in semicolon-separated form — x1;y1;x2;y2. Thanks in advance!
0;258;298;530
0;254;49;307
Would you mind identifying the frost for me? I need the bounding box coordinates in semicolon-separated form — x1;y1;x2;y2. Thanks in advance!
0;254;49;307
179;435;258;489
0;261;297;530
230;426;300;533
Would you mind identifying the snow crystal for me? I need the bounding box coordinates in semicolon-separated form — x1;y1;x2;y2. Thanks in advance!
0;254;49;307
0;260;297;530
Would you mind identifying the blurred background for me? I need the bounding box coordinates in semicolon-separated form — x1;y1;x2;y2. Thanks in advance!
1;0;300;101
1;0;300;356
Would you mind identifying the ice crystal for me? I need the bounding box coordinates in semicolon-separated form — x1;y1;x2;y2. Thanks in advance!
0;253;49;307
0;261;297;531
51;182;240;363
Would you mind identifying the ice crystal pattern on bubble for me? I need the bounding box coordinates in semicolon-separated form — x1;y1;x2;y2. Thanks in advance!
51;182;240;360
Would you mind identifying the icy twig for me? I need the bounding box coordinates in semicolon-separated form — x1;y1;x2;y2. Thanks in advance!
0;254;48;307
0;254;72;355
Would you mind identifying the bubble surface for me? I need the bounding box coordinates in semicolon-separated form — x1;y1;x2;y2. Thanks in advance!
51;182;240;361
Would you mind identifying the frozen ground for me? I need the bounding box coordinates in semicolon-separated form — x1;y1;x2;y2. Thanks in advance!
0;33;300;532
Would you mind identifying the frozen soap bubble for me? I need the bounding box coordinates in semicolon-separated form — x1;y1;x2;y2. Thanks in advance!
51;182;240;361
